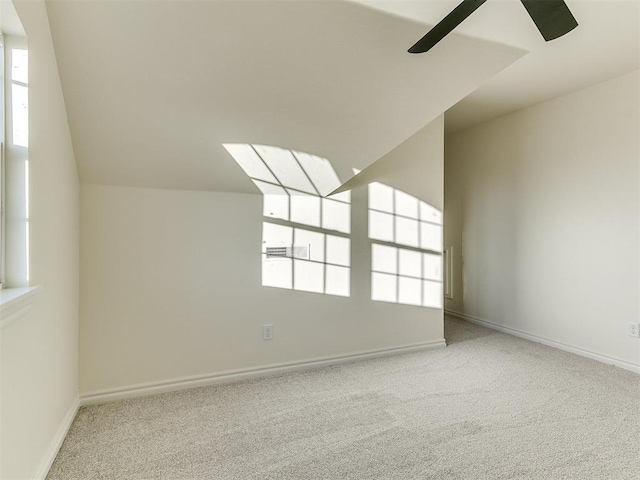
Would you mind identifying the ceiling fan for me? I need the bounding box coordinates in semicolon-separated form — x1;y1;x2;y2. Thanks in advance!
408;0;578;54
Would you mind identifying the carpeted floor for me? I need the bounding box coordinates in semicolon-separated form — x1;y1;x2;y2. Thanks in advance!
47;317;640;479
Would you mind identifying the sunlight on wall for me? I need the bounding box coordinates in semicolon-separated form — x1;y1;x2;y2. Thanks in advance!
369;183;442;308
224;144;351;297
371;244;442;307
262;222;350;297
369;182;441;251
224;144;350;234
224;147;443;306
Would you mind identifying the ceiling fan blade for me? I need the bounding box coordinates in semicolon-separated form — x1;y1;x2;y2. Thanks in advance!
520;0;578;41
408;0;488;54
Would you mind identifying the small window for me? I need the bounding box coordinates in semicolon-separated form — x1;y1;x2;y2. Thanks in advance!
1;41;30;288
11;48;28;148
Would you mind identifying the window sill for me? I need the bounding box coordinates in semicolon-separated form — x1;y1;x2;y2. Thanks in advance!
0;286;41;329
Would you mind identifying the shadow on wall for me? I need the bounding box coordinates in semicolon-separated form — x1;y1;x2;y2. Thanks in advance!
223;144;443;308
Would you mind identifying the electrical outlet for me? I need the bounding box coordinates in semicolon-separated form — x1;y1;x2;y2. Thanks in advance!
263;324;273;341
629;322;640;338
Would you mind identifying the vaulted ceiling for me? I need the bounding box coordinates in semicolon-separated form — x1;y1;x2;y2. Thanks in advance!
45;0;639;194
355;0;640;132
45;0;524;193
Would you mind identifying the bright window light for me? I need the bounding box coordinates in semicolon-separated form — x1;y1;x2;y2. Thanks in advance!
224;144;278;184
423;253;442;281
325;265;349;297
326;235;350;267
224;143;350;234
262;222;350;297
420;201;442;225
295;229;324;262
369;182;442;252
369;182;394;213
225;144;352;298
423;280;443;308
395;217;419;248
372;244;397;274
372;272;397;303
322;198;350;234
372;243;443;308
263;259;293;289
254;145;316;194
369;210;394;243
399;249;421;278
25;160;30;282
11;49;28;148
294;260;324;293
293;150;341;197
368;183;443;309
398;276;422;306
253;180;289;221
262;223;293;289
395;189;419;219
262;222;293;246
288;190;321;227
420;222;442;252
11;48;28;83
12;83;28;148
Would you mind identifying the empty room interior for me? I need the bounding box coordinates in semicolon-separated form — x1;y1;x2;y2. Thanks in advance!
0;0;639;478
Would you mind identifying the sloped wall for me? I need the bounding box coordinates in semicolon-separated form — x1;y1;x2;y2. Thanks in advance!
1;1;80;478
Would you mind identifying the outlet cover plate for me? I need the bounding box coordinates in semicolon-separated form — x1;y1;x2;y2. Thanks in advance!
263;324;273;340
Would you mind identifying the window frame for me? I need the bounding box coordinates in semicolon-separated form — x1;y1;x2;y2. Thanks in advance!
0;34;5;288
1;36;30;288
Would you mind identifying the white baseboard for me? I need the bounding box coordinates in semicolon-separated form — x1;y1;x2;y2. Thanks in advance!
32;396;80;480
80;339;447;406
445;310;640;374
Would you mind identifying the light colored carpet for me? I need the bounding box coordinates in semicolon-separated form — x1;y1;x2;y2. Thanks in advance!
47;317;640;479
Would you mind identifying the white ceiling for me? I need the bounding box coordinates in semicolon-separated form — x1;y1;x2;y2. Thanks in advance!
45;0;637;194
353;0;640;133
45;0;524;193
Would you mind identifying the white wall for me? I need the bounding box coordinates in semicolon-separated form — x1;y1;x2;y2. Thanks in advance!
0;1;79;479
335;115;444;209
79;116;444;395
444;70;640;368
